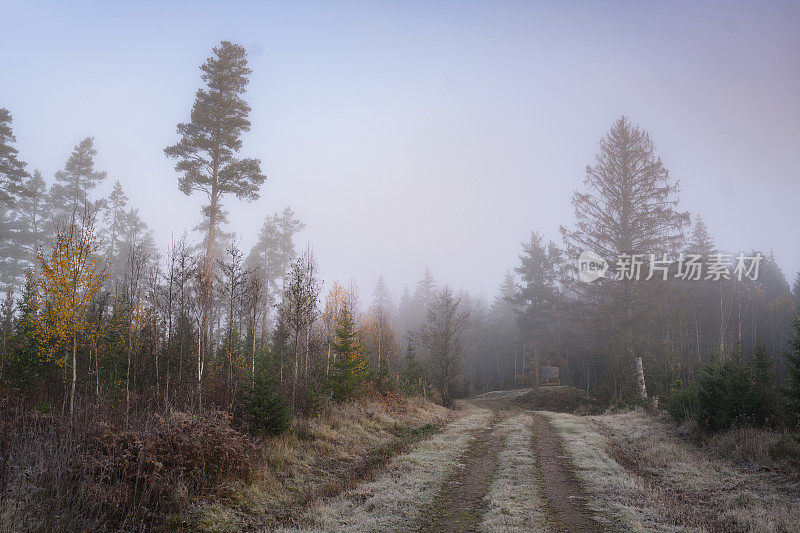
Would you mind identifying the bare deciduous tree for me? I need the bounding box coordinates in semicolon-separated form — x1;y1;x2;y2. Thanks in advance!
421;286;469;408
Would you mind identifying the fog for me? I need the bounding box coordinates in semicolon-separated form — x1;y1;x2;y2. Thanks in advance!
4;4;800;529
1;0;797;298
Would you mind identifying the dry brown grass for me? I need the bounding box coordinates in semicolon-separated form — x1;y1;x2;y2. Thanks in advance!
0;406;259;532
285;405;492;532
706;426;800;473
191;393;451;531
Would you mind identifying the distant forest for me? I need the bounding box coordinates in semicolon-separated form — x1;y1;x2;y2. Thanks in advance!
1;41;799;419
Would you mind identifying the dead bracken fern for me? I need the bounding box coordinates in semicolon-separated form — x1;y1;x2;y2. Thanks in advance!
0;403;258;531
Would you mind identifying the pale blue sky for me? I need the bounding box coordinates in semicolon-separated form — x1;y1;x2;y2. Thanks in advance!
1;1;798;298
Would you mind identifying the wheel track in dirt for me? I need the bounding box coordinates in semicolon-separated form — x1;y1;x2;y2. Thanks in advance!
415;399;605;533
414;412;506;532
531;412;603;533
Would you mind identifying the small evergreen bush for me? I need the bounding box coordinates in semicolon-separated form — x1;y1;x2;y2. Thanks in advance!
234;379;292;437
665;385;699;423
787;309;800;424
696;356;755;432
750;343;783;427
667;344;783;433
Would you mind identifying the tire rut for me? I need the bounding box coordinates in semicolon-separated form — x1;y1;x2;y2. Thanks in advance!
531;413;602;533
415;413;505;533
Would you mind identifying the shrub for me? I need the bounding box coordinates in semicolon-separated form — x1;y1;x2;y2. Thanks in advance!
82;411;259;521
707;426;800;470
667;344;787;433
786;310;800;424
695;357;756;432
326;307;371;402
665;385;699;424
750;343;783;427
769;433;800;466
234;379;292;437
400;340;427;397
373;358;395;393
0;406;258;531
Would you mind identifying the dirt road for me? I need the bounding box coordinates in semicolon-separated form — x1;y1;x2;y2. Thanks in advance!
414;403;601;532
530;412;601;533
293;390;800;532
295;391;603;532
415;413;506;532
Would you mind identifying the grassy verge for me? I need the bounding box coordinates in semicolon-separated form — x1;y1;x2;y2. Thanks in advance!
544;409;800;532
190;393;451;531
283;405;493;532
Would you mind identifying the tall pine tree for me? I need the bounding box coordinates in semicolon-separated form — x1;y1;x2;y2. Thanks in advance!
50;137;107;225
165;41;267;375
164;41;266;279
561;116;689;400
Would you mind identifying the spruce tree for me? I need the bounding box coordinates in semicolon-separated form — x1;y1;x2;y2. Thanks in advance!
400;334;426;396
561;116;689;399
4;275;42;388
686;214;715;255
326;306;370;402
787;310;800;424
371;275;392;315
0;108;28;209
512;232;563;358
413;267;437;310
750;342;780;426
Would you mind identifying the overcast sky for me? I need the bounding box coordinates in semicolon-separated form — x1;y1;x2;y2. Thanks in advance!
1;0;798;301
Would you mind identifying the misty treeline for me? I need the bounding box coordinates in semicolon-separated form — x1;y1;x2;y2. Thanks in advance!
0;41;478;419
1;41;800;426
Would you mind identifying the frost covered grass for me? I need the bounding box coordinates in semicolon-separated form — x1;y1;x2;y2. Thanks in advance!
479;413;550;533
287;406;493;532
541;411;665;532
191;394;450;531
545;409;800;533
597;409;800;532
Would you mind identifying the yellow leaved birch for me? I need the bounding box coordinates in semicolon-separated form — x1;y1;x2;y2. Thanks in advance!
36;221;106;417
